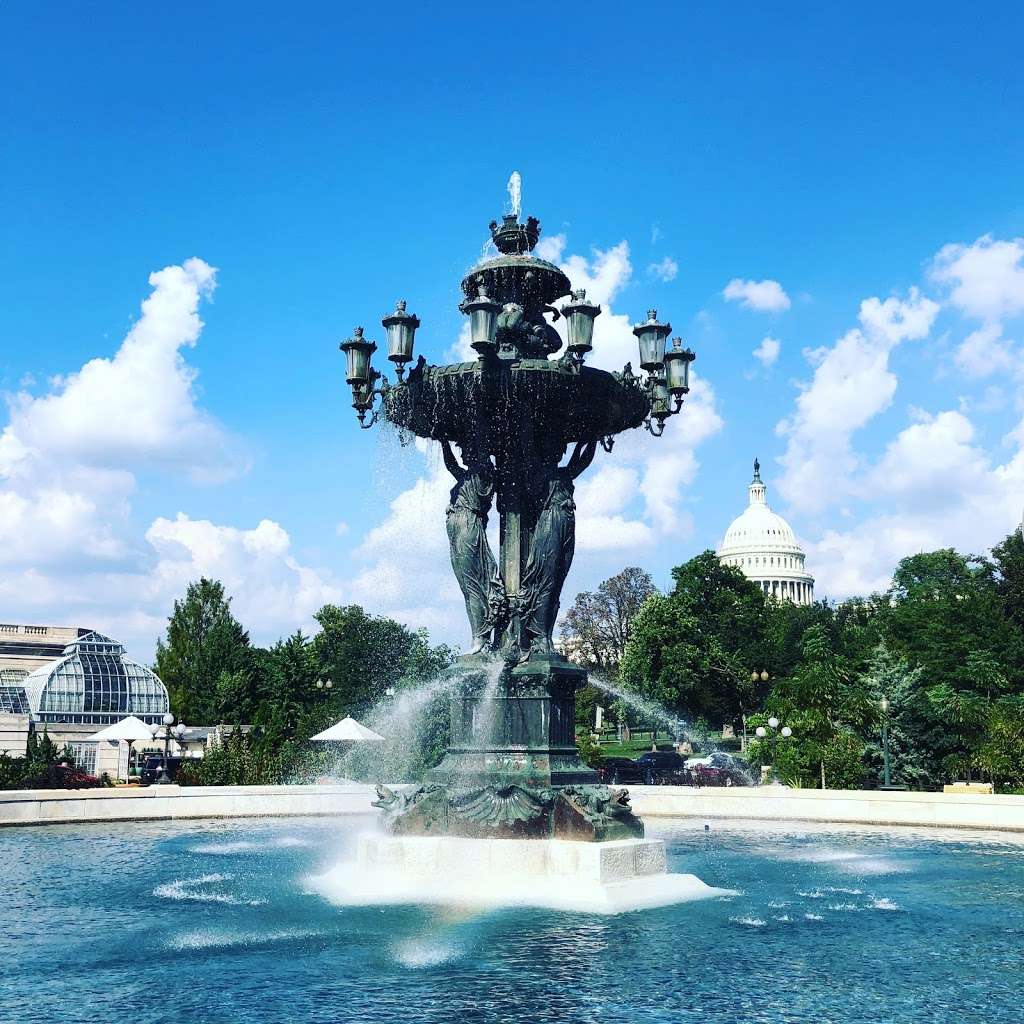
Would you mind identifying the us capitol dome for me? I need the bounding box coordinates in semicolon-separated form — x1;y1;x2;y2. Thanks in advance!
717;459;814;605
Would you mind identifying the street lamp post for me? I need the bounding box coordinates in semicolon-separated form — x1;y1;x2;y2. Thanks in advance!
754;715;792;786
744;669;771;752
150;713;186;785
876;696;907;790
880;695;892;788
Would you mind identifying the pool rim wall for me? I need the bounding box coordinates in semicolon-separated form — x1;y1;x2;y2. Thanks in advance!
2;783;1024;833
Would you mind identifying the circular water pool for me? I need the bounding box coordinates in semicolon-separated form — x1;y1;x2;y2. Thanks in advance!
3;816;1022;1023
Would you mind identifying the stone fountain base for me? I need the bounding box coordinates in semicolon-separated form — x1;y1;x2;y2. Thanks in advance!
307;834;733;915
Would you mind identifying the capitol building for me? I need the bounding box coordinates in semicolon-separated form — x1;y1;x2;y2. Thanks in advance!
717;460;815;605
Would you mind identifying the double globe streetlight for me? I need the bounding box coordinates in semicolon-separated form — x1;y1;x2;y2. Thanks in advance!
754;716;792;786
149;712;187;785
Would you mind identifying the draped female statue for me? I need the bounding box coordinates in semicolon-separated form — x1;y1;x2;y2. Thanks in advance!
518;440;597;659
442;441;498;654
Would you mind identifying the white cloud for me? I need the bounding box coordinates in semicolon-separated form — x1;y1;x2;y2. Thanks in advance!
776;288;939;516
535;234;566;263
931;235;1024;322
723;278;791;313
807;409;1024;598
753;336;781;368
0;259;243;484
647;256;679;282
0;259;334;657
771;235;1024;601
954;323;1017;379
145;514;341;637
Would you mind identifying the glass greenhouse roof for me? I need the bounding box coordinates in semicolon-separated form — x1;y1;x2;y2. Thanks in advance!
0;668;30;714
22;634;168;723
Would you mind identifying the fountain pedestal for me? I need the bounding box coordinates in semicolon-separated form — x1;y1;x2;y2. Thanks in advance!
374;657;645;842
316;833;733;914
426;658;596;790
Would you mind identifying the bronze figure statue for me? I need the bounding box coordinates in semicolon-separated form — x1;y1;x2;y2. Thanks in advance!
442;440;498;654
518;440;596;659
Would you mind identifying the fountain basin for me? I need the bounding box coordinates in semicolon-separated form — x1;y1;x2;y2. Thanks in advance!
310;834;733;914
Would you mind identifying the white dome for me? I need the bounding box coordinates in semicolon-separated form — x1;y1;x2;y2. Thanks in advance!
717;460;814;605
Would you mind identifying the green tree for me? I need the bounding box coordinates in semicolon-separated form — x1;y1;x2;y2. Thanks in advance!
859;643;936;789
561;567;657;675
883;550;1017;692
991;529;1024;637
311;604;453;719
620;551;771;726
759;625;872;788
155;578;253;723
973;697;1024;791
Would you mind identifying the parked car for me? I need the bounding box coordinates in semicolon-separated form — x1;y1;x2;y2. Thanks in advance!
595;756;649;785
634;750;692;785
685;751;754;787
139;755;183;786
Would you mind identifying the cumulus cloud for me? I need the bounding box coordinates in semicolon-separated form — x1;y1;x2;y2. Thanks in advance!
770;234;1024;602
753;336;781;368
931;235;1024;322
723;278;791;313
647;256;679;282
806;409;1024;597
145;514;341;638
0;259;245;576
954;323;1017;379
776;288;939;516
0;259;243;483
0;259;335;655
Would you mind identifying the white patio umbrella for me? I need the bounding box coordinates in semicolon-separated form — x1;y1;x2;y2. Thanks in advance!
86;716;155;742
86;716;157;778
310;717;385;742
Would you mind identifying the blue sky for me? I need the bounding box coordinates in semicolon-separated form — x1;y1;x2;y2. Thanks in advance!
2;2;1024;658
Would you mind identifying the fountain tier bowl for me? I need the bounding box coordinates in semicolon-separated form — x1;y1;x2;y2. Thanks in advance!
310;834;732;915
384;361;650;447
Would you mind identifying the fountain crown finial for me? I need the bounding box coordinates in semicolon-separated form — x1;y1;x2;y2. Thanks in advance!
491;214;541;255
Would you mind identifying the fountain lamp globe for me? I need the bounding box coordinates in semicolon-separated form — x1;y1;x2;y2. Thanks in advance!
340;327;377;385
461;289;502;354
560;289;602;356
162;712;175;726
382;300;420;376
767;716;780;729
755;726;767;738
664;338;695;396
633;309;672;372
780;726;792;738
174;723;186;738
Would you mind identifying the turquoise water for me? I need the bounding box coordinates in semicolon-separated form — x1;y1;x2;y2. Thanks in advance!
2;816;1023;1023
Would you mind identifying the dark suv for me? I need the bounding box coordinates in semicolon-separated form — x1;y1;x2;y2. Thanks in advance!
634;750;691;785
595;757;649;785
139;756;183;786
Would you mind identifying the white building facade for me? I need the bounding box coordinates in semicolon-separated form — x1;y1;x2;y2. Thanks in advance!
0;624;170;777
717;461;815;605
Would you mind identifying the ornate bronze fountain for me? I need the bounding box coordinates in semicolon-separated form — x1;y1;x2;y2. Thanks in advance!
340;205;695;842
